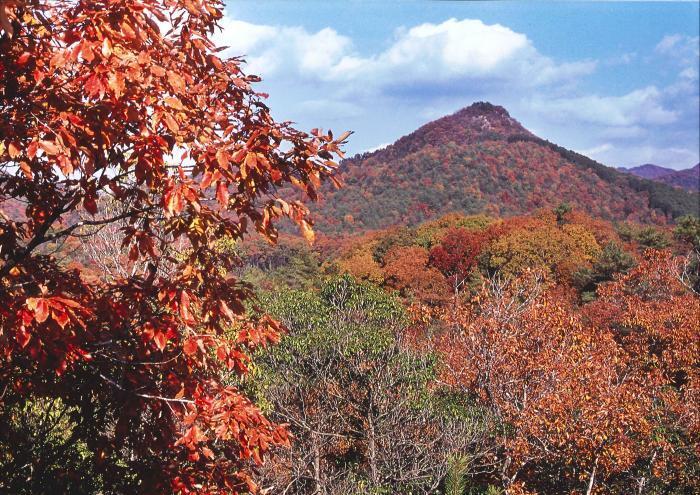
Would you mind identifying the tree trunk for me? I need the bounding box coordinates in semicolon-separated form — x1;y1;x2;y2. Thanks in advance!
585;456;599;495
311;432;323;495
368;411;378;485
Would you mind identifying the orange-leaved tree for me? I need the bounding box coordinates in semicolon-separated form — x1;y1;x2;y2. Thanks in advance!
0;1;347;493
437;267;696;494
585;250;700;491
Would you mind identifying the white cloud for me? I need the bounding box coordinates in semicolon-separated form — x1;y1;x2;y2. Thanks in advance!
364;142;392;153
213;18;352;77
655;34;684;53
210;18;697;171
214;16;596;91
604;52;637;66
587;144;698;170
601;125;647;139
526;86;678;127
357;19;531;79
580;143;614;156
655;34;700;67
680;67;699;81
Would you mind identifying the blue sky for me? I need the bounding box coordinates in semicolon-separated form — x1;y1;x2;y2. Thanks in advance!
217;1;699;169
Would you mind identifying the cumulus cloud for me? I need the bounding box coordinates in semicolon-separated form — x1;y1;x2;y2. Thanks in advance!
214;16;596;91
213;18;352;77
210;17;697;170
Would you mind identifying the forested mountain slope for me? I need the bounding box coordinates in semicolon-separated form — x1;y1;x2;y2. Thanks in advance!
311;102;699;233
621;163;699;192
658;164;699;192
619;163;675;179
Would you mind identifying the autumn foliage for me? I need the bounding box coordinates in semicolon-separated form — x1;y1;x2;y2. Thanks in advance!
434;250;699;493
0;1;346;493
313;209;698;493
1;2;698;494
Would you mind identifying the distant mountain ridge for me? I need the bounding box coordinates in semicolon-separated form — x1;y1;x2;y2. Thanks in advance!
657;164;699;192
619;163;699;192
310;102;699;233
619;164;676;180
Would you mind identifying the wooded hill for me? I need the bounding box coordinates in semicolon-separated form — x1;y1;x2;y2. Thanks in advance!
310;103;699;233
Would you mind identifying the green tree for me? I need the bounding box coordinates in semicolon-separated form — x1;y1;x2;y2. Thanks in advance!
675;215;700;249
636;226;671;249
251;277;491;494
573;241;636;301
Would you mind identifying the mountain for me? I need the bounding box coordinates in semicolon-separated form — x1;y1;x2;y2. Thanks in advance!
619;163;699;192
657;164;699;192
310;102;699;233
618;164;675;180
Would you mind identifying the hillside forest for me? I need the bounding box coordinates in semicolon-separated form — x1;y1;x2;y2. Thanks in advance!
0;2;699;495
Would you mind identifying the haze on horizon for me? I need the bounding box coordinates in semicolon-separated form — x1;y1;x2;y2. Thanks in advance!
218;0;699;171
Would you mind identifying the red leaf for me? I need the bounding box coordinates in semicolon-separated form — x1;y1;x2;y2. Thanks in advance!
183;338;198;356
153;331;167;352
179;291;191;322
16;329;31;348
52;310;70;329
83;196;98;215
27;297;49;323
27;141;38;159
216;345;227;362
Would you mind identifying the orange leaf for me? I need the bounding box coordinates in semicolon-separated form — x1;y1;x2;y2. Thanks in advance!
216;182;229;206
101;38;113;58
215;149;229;168
179;291;191;322
0;4;13;38
167;71;185;92
8;141;20;158
200;171;213;189
164;97;185;110
39;140;60;155
165;187;183;215
163;113;179;133
300;220;315;244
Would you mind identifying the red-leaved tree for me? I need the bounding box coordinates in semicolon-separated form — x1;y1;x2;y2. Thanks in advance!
429;227;487;298
0;1;347;493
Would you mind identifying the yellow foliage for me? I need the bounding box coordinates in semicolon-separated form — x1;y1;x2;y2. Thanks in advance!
336;241;384;283
485;222;600;281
